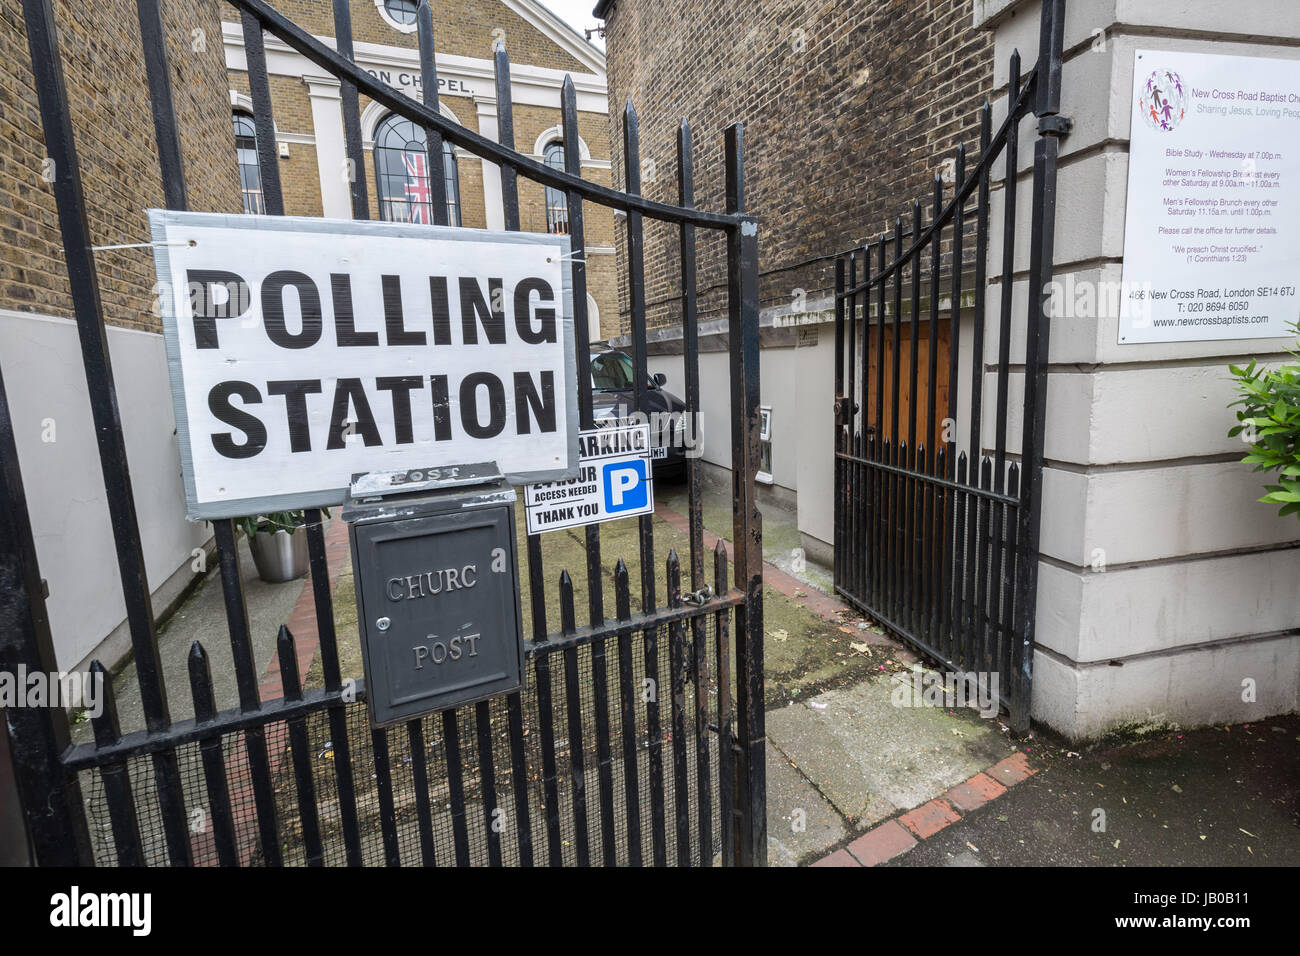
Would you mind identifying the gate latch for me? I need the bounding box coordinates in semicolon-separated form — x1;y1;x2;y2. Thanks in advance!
682;585;714;607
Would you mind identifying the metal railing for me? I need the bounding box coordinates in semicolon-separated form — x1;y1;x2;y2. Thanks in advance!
4;0;767;866
832;0;1068;731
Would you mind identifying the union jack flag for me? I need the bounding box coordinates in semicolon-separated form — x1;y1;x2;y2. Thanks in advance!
402;151;431;223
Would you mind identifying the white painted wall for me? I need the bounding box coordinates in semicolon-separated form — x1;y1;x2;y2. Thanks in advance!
979;0;1300;739
647;324;838;550
647;349;727;468
794;329;837;549
0;311;210;671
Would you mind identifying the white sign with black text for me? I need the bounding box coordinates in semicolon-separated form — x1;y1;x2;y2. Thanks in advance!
1119;50;1300;343
148;211;578;519
523;424;655;534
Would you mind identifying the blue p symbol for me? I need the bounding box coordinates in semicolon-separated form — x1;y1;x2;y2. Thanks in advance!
603;460;649;512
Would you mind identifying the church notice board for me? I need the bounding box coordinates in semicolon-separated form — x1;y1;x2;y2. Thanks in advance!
1119;50;1300;344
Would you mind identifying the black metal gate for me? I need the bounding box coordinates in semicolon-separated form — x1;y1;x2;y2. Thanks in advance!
832;0;1068;731
2;0;766;866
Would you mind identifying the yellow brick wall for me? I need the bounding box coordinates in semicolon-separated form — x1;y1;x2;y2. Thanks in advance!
228;70;324;217
0;0;241;332
225;2;615;335
509;103;615;339
269;0;589;73
455;149;488;229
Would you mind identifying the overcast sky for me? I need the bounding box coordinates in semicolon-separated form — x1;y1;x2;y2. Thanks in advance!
538;0;606;51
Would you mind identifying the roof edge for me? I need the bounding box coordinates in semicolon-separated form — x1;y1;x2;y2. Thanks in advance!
502;0;606;75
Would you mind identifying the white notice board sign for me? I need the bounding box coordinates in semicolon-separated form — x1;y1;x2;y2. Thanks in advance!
523;424;655;534
1119;50;1300;343
149;211;578;519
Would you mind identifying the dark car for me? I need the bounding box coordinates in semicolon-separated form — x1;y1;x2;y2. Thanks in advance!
588;347;696;479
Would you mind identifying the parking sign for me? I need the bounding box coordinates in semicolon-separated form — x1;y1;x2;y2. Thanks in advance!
523;424;655;533
603;459;649;512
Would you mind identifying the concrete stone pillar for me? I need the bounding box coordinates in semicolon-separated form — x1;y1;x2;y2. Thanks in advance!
303;75;352;220
475;95;507;230
976;0;1300;739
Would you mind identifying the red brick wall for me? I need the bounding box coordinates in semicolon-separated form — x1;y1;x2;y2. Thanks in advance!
600;0;993;333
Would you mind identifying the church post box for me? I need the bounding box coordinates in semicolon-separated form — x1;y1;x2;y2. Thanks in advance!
342;463;525;727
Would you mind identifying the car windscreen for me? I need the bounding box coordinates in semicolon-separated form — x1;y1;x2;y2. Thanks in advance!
590;351;636;391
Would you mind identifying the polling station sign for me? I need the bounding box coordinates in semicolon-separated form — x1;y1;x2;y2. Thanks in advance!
148;211;579;519
523;424;655;534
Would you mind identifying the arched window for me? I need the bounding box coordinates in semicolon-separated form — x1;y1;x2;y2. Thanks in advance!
543;141;569;234
374;114;460;226
232;111;265;214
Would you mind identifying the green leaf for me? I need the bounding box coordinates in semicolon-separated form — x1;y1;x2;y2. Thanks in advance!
1260;491;1300;504
1227;341;1300;519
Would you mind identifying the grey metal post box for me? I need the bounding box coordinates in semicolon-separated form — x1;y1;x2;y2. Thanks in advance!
342;463;525;727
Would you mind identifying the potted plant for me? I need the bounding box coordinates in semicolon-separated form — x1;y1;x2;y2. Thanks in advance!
1228;322;1300;522
237;509;321;583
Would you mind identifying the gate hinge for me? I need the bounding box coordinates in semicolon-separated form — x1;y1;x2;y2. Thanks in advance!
1038;114;1073;137
834;395;858;424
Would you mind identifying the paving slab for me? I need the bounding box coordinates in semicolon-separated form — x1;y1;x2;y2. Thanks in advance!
765;746;846;867
766;675;1018;826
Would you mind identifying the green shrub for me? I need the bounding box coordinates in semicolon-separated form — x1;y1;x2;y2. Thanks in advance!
235;509;327;538
1229;322;1300;522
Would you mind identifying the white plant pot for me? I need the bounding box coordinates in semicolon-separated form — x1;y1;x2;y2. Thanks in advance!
248;527;309;583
